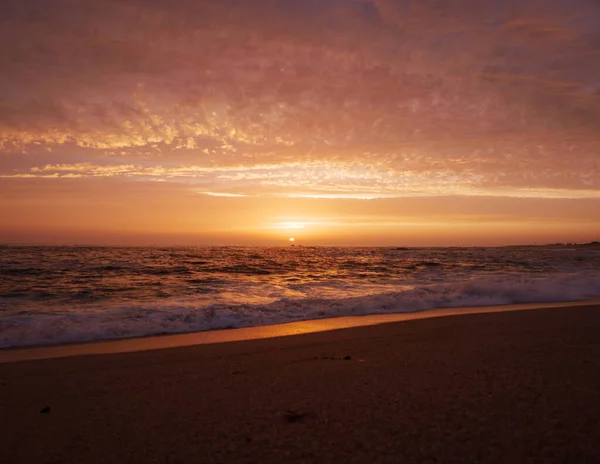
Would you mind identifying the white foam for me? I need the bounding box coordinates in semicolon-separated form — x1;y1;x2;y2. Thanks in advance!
1;272;600;348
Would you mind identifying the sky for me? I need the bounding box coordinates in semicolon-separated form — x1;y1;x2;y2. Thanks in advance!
1;0;599;246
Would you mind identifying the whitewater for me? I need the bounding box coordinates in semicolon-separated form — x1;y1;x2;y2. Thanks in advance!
1;246;599;348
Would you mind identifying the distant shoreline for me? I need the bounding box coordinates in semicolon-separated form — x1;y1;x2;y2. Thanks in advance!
500;241;600;250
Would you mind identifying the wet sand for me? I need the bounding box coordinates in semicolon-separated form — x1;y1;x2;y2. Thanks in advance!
1;304;599;463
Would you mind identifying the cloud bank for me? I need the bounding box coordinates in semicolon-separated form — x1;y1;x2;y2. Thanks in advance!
1;0;599;201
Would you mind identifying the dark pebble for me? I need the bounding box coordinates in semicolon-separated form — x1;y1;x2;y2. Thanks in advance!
283;410;306;423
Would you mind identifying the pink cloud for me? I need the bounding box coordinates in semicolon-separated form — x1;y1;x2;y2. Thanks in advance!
0;0;599;194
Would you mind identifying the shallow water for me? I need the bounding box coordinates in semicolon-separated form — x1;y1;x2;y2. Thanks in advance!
1;246;599;348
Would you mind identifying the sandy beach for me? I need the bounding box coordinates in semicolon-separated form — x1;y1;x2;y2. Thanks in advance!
1;304;599;463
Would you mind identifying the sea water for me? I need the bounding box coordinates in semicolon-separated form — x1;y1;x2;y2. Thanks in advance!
1;246;599;348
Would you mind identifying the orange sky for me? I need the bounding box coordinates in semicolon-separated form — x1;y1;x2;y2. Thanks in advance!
1;0;599;245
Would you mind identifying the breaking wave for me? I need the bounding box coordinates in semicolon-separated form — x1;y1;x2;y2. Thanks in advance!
2;272;599;348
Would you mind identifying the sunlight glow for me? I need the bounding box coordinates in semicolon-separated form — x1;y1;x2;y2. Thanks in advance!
275;222;307;229
200;192;248;198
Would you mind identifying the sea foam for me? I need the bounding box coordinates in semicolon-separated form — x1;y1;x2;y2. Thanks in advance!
2;272;599;348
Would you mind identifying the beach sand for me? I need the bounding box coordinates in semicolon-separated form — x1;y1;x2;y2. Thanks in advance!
1;304;599;463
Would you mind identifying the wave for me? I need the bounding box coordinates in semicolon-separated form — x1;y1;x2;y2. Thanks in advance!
1;272;599;349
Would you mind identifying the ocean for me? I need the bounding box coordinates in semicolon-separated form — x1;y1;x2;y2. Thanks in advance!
1;246;599;348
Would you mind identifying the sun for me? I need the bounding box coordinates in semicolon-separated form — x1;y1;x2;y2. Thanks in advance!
289;237;295;242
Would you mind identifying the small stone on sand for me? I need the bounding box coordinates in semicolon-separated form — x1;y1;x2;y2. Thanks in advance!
283;410;306;423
